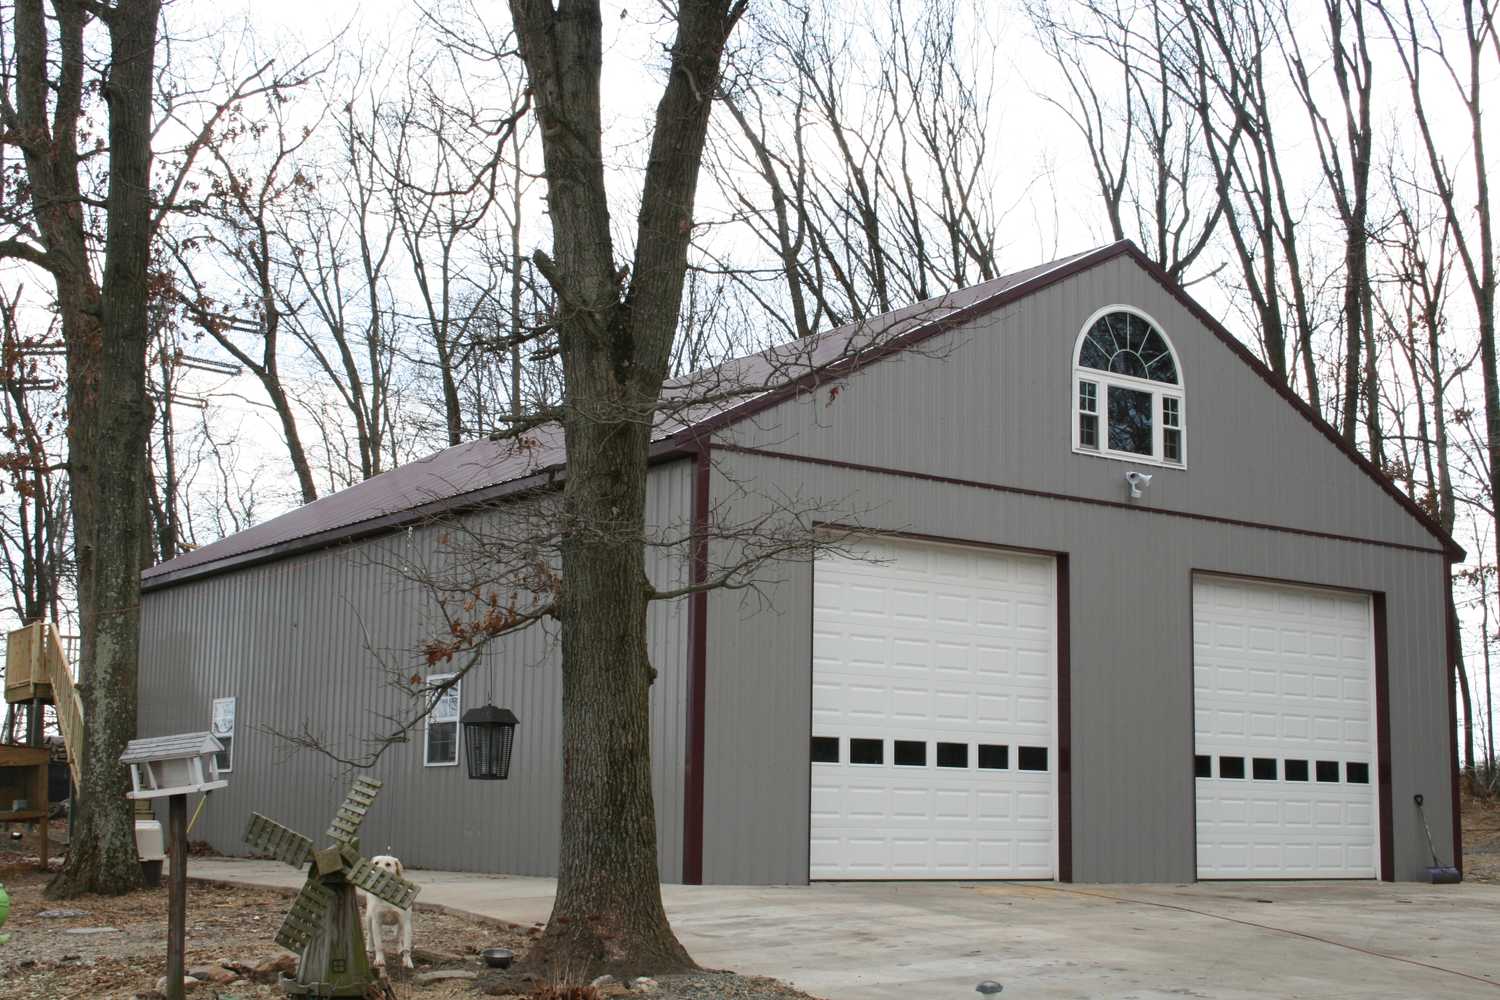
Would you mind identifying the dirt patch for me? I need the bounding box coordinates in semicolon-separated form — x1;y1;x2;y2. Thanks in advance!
1462;789;1500;882
0;863;527;999
1;861;827;1000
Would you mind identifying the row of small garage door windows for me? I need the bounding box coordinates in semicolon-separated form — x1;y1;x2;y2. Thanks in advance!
1195;755;1370;784
811;736;1049;772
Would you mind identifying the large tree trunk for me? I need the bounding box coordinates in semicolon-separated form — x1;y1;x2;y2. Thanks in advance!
506;0;743;979
48;0;161;899
546;411;691;976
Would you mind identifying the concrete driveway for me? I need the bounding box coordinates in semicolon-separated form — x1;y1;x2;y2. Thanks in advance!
191;860;1500;999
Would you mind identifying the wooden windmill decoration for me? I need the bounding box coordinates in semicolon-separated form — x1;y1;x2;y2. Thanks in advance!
244;777;419;997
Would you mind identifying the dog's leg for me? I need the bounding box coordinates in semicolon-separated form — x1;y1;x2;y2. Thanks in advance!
367;902;386;970
400;909;414;969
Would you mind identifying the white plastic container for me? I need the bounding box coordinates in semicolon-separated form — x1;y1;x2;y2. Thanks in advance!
134;819;165;861
135;819;165;887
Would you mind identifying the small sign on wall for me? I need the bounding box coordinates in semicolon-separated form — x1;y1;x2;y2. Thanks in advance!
211;697;236;773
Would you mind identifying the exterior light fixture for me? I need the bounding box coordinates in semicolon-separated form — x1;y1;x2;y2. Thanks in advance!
461;705;520;780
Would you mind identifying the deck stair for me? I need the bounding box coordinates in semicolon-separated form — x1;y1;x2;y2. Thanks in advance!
4;622;83;785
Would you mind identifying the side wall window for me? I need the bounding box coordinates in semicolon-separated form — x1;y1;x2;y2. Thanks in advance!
424;674;461;767
1074;309;1185;466
211;697;236;773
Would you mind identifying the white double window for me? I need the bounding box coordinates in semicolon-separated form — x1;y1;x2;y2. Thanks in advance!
1073;308;1184;466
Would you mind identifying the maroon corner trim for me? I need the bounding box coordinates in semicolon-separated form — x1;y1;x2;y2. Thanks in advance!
1374;593;1395;882
1445;578;1465;878
1056;553;1073;883
682;444;711;885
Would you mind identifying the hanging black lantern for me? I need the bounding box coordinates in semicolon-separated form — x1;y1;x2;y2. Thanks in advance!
461;705;520;780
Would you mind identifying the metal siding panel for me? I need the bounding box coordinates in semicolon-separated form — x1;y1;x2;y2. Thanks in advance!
716;255;1436;553
136;459;695;881
700;449;1449;884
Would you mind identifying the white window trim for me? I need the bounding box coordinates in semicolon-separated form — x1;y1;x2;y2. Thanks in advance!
210;696;236;773
423;673;461;768
1070;304;1186;468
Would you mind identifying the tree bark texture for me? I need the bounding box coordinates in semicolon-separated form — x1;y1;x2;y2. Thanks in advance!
507;0;743;979
45;0;161;898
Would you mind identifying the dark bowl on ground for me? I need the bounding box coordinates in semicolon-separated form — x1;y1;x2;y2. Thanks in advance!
481;948;514;970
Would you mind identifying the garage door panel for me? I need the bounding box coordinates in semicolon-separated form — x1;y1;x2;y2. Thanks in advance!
812;535;1056;880
1195;576;1377;880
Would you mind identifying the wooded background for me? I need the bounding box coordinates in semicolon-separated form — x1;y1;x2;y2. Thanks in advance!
3;0;1498;777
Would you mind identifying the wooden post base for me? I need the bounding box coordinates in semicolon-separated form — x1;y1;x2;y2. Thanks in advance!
165;794;187;1000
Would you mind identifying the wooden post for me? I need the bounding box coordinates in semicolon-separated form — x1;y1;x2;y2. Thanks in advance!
166;793;187;1000
31;753;46;873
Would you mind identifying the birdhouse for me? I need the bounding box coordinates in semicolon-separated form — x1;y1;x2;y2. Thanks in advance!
461;705;520;780
120;732;228;799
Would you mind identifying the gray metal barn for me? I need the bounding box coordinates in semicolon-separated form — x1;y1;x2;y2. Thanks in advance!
138;241;1462;885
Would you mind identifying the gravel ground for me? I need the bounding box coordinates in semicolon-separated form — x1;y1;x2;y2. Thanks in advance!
648;972;826;999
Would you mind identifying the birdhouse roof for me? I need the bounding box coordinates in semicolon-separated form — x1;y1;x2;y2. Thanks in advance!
120;731;223;764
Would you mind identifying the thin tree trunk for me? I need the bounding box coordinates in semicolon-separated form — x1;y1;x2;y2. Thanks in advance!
1450;584;1476;773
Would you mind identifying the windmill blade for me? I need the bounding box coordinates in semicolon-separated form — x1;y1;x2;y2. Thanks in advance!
274;877;334;954
346;854;421;910
244;813;313;869
326;776;383;845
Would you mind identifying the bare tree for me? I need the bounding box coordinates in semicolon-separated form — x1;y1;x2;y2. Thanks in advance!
1280;0;1378;455
1374;0;1498;774
0;291;71;626
0;0;162;897
711;0;1004;339
1377;166;1478;766
169;87;323;503
1026;0;1222;285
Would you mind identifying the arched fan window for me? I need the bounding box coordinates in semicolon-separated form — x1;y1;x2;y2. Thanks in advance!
1073;309;1184;465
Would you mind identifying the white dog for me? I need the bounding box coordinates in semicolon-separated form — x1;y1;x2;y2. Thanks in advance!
360;854;415;970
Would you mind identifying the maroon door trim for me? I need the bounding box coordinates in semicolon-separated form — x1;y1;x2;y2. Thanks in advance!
682;445;711;884
1373;593;1395;882
1056;553;1074;882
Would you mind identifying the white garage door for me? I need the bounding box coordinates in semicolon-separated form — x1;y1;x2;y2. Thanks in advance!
810;535;1057;879
1193;575;1378;879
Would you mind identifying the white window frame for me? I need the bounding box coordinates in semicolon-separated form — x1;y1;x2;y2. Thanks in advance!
1071;304;1186;468
210;696;236;773
423;673;461;768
